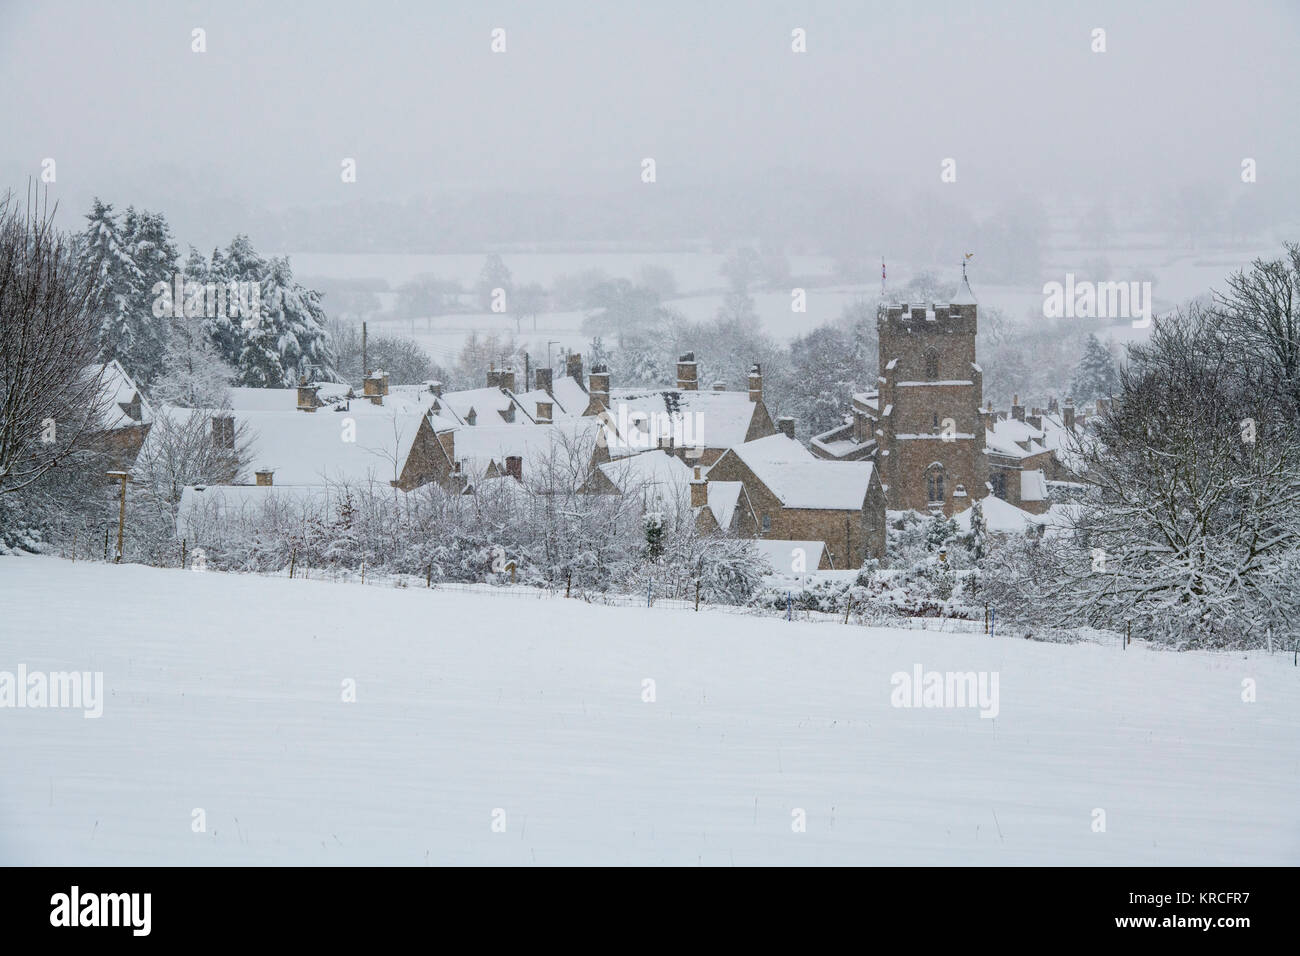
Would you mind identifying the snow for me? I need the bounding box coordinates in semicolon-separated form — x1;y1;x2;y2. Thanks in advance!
448;419;604;487
437;387;531;426
726;436;877;510
702;480;745;529
1020;469;1049;503
2;555;1295;865
596;450;692;507
953;495;1041;533
93;360;153;429
177;484;339;539
227;384;351;412
606;387;760;451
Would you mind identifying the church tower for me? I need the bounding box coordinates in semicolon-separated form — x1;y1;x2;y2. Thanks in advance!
875;275;986;515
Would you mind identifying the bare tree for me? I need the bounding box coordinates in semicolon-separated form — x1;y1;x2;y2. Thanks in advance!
0;190;107;497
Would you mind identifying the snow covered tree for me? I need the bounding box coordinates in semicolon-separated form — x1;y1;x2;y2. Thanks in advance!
964;499;987;560
80;199;148;380
150;313;235;408
1039;305;1300;647
1070;334;1117;403
237;255;336;386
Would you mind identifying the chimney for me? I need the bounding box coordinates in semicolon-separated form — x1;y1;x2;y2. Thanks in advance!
711;381;726;391
1011;394;1025;422
488;369;514;395
1047;396;1059;414
566;352;583;383
364;371;388;403
690;465;708;509
296;381;320;412
777;416;795;440
534;367;553;392
255;468;273;487
536;400;553;424
980;401;995;433
426;380;444;398
748;363;763;403
1095;396;1111;417
676;352;698;391
588;364;610;408
1026;411;1043;431
504;455;522;482
1063;397;1076;431
211;415;234;449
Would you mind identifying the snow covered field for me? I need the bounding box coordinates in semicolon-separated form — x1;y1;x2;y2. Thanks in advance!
2;556;1296;866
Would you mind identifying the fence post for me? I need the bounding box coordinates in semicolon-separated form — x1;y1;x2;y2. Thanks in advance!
361;561;365;585
984;605;989;634
843;596;853;624
289;547;297;579
181;538;187;569
566;571;572;598
1126;620;1131;649
786;591;792;621
695;579;701;611
990;607;995;638
426;564;432;588
103;527;109;562
647;579;652;607
71;532;77;563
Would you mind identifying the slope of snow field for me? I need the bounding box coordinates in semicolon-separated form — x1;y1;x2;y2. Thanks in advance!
1;556;1296;865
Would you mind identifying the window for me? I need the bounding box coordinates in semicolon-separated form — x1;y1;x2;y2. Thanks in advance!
925;465;945;503
991;472;1007;499
761;514;771;533
924;347;939;380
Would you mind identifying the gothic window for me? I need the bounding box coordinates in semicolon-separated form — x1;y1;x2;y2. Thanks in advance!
762;514;772;533
925;464;945;504
924;347;939;380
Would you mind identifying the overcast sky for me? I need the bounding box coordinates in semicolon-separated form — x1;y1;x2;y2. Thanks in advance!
3;0;1297;233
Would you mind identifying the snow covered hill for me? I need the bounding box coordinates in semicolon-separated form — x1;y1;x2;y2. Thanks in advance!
1;556;1296;865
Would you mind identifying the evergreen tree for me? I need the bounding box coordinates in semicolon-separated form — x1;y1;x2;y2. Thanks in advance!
80;199;146;378
120;207;178;382
1070;334;1118;402
237;255;335;386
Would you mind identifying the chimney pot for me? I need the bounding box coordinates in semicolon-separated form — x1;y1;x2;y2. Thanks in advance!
777;416;795;440
504;455;523;482
255;469;273;486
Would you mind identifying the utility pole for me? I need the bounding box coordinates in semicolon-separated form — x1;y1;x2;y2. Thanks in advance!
107;470;129;563
524;352;531;393
362;321;368;378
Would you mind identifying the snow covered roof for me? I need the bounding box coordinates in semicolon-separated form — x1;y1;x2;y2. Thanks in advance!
549;376;589;416
606;387;760;450
952;495;1042;534
752;539;826;574
513;387;578;421
702;480;745;529
144;402;454;487
984;427;1046;460
450;418;604;488
94;360;153;429
727;434;877;510
437;386;533;425
597;449;692;508
1020;469;1049;502
228;384;353;412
